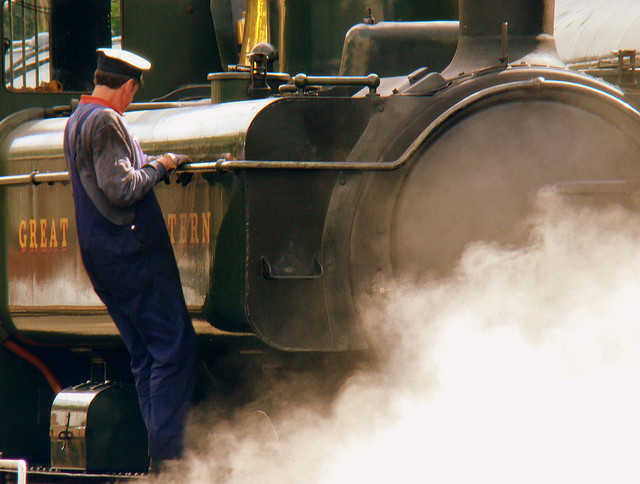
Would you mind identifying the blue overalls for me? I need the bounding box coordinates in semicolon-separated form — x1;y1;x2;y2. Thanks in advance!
65;104;196;462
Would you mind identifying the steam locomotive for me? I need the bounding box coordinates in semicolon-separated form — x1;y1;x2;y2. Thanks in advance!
2;0;640;479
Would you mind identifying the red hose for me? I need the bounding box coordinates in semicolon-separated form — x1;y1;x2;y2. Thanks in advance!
13;332;65;347
4;339;63;394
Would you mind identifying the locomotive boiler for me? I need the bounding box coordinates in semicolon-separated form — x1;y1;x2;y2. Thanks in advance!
2;0;640;478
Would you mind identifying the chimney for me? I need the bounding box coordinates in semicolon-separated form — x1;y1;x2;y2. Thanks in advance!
441;0;563;77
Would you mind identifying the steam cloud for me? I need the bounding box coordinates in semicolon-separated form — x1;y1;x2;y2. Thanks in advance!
151;192;640;483
555;0;640;60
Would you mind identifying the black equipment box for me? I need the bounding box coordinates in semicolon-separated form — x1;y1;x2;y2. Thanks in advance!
50;382;148;473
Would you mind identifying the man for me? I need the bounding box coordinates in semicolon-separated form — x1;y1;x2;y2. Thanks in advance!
63;48;196;470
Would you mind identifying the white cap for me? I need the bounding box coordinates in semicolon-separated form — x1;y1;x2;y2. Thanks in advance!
96;48;151;80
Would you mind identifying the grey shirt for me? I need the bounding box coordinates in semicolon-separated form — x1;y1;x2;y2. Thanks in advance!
65;101;167;225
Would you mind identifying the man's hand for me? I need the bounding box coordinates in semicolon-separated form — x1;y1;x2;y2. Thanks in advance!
158;152;190;172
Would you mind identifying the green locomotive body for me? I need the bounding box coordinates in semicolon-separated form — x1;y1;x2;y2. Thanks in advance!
2;0;640;479
0;0;459;474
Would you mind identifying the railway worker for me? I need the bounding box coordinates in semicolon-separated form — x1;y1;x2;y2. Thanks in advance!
63;48;196;472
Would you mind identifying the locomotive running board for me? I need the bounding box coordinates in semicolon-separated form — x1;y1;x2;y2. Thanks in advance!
18;466;147;480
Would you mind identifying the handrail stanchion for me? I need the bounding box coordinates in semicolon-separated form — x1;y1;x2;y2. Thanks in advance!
0;458;28;484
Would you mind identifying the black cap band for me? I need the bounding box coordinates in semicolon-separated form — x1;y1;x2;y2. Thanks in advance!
97;51;143;81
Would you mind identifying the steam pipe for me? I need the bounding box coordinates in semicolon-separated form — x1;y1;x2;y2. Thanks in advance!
0;77;635;186
279;73;381;95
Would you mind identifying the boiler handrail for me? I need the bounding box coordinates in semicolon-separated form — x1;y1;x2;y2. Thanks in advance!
0;458;28;484
1;77;638;187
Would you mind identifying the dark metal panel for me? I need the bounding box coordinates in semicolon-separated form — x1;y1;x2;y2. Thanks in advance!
122;0;221;100
237;0;457;76
246;170;336;350
320;171;368;350
0;346;52;463
340;21;459;77
50;0;111;92
209;0;237;70
238;97;374;350
203;172;250;332
245;97;374;161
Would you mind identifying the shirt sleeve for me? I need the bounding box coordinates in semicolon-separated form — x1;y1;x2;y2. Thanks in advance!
91;113;167;208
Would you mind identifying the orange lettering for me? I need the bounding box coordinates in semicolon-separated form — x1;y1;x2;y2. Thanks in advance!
201;212;211;245
49;219;58;249
189;213;199;244
18;220;27;252
179;213;188;245
40;219;48;251
167;213;176;244
59;218;69;249
29;219;37;250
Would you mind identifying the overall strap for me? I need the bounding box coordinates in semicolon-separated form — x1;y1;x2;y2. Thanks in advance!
66;104;103;172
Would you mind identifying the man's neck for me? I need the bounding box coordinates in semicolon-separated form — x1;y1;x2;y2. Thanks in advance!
91;85;128;114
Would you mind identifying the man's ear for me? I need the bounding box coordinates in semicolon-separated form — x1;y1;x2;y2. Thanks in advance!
125;78;138;94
